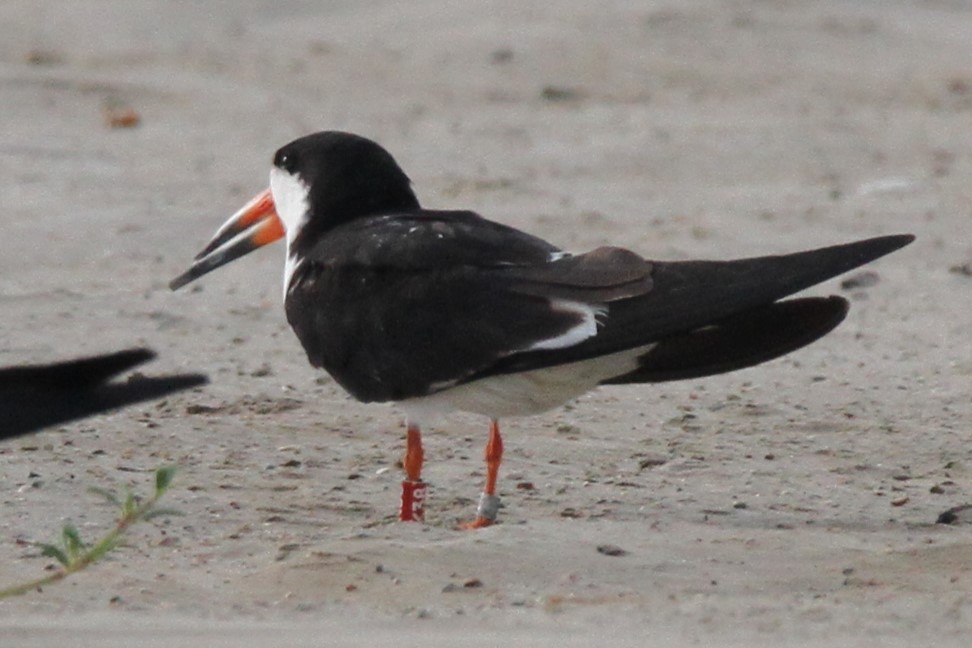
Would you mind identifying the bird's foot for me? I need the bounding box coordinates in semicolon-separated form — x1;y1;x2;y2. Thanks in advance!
457;515;494;530
457;492;500;530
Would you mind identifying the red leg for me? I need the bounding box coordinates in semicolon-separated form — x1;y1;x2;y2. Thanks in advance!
483;419;503;496
400;424;426;521
459;419;503;529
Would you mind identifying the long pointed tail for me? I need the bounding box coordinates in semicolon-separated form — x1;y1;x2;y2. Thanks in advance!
489;234;913;378
603;296;848;384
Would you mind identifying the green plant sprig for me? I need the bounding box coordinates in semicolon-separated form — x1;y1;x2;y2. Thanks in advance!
0;465;180;599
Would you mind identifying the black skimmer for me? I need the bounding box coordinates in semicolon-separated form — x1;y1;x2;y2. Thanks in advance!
170;131;913;527
0;348;207;440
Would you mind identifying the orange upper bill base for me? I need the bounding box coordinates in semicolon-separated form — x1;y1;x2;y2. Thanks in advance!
194;188;276;260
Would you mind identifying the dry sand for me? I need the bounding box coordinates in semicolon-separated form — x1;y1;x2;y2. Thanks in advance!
2;1;971;645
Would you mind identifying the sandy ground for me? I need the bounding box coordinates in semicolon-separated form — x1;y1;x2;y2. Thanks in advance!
2;1;971;645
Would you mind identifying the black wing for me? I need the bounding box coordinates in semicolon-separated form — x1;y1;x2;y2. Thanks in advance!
482;234;915;379
602;295;850;384
300;209;561;268
285;210;653;401
0;349;208;440
287;208;911;402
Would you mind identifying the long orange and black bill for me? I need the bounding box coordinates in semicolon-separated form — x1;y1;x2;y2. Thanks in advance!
169;188;284;290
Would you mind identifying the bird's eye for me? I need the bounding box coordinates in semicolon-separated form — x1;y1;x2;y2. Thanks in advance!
274;149;297;172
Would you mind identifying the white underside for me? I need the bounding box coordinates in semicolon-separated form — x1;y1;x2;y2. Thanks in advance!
400;343;653;427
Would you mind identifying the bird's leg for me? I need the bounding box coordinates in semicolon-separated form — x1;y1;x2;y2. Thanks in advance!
459;418;503;529
399;423;426;521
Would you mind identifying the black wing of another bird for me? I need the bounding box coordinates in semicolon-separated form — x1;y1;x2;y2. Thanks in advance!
0;348;207;440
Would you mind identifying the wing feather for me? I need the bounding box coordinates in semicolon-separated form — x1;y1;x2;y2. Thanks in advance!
287;210;911;403
286;212;654;402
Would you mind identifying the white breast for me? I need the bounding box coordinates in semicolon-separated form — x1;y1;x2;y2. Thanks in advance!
270;167;312;299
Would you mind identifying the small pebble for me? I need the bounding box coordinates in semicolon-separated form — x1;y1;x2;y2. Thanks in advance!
541;85;583;102
949;262;972;277
638;456;667;470
491;48;514;64
596;544;627;557
250;364;273;377
104;106;140;129
26;49;64;66
937;504;972;525
840;271;880;290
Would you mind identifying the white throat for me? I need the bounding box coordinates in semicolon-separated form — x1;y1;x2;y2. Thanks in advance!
270;167;311;298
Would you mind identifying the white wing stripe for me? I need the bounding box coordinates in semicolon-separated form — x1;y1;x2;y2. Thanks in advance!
526;299;606;351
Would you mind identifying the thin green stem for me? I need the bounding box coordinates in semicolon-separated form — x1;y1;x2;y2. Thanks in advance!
0;467;177;599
